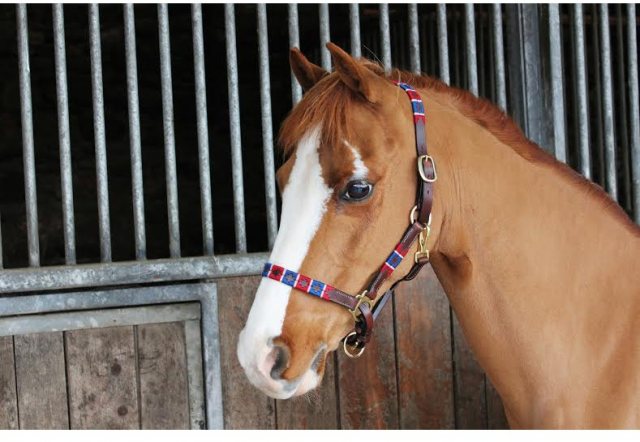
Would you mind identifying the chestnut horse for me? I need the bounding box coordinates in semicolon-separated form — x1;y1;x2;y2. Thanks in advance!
237;43;640;428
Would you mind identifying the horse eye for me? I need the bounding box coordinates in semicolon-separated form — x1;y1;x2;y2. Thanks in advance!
341;180;373;202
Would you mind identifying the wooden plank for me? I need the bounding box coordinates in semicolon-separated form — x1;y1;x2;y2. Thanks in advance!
275;353;338;429
14;332;69;429
217;276;276;429
338;295;399;429
137;322;190;429
452;315;487;428
0;336;18;429
66;326;139;429
486;378;509;429
395;266;455;429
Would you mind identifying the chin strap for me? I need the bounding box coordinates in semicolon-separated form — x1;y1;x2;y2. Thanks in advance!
263;81;436;358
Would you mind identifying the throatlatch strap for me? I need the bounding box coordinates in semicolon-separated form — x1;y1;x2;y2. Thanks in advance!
262;81;434;351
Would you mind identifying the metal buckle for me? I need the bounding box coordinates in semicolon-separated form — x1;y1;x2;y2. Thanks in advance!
343;332;366;358
348;290;373;322
418;155;437;183
414;214;432;264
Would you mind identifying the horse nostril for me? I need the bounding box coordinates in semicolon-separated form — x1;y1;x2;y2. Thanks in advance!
269;344;289;380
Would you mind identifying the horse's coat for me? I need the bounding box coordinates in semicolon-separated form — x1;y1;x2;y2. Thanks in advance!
238;43;640;428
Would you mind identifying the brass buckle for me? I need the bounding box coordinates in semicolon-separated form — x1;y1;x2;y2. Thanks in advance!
418;155;437;183
414;214;432;264
343;332;365;358
348;290;373;322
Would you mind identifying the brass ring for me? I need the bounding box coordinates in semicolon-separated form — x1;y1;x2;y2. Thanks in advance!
343;332;365;358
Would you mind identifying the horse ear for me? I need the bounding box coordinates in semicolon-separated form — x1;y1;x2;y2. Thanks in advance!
290;48;328;91
326;42;385;103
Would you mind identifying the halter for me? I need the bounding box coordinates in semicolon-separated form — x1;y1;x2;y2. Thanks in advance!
263;81;436;358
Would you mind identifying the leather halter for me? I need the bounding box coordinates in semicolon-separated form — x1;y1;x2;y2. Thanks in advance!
263;81;436;358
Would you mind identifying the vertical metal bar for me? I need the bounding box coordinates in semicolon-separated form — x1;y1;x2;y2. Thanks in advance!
319;3;331;71
224;4;247;253
288;4;302;104
408;4;421;74
465;4;479;95
257;4;278;249
158;4;181;258
199;284;224;429
349;4;361;58
379;4;391;72
124;4;147;260
506;5;552;151
53;4;76;265
548;4;567;163
628;4;640;222
437;4;450;85
16;4;40;267
492;4;507;110
191;4;214;256
615;4;631;211
591;5;605;186
572;4;591;179
599;5;618;200
89;4;112;263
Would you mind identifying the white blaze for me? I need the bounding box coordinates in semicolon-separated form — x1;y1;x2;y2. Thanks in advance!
344;140;368;179
237;126;331;396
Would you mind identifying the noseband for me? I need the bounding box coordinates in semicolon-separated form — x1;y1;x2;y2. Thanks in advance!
263;81;436;358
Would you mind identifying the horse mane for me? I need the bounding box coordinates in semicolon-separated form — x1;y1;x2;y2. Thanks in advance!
279;60;640;235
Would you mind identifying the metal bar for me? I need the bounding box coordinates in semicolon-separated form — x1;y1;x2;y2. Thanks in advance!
199;283;224;429
437;4;450;84
492;4;507;110
124;4;147;259
592;5;605;186
16;4;40;267
627;4;640;222
0;252;268;294
0;304;200;337
506;4;551;151
349;4;361;58
599;5;618;200
615;4;631;211
191;4;214;256
548;4;567;163
257;4;278;249
465;4;479;95
408;4;420;73
379;4;391;72
88;4;112;262
319;3;331;71
53;5;77;265
0;283;203;319
184;319;206;429
157;4;181;258
224;4;247;253
288;4;302;104
572;4;591;179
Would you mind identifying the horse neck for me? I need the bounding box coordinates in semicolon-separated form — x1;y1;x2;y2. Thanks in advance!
423;90;640;427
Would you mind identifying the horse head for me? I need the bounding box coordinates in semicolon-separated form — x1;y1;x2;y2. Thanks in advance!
237;43;437;399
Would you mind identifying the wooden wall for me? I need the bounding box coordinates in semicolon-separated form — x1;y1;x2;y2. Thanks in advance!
217;268;510;429
0;323;195;429
0;269;509;429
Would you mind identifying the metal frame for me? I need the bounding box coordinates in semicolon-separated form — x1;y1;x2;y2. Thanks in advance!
0;282;222;429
